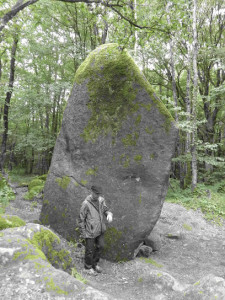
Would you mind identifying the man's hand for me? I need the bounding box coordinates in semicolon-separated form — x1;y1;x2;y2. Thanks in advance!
80;232;86;239
107;212;113;223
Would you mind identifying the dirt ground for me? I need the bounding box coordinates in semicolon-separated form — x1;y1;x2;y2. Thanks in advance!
4;183;225;299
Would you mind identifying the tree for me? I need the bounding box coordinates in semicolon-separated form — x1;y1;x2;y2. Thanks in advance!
191;0;198;191
0;0;159;35
0;31;19;171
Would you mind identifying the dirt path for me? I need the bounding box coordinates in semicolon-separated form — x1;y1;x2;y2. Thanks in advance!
5;185;225;299
5;183;42;223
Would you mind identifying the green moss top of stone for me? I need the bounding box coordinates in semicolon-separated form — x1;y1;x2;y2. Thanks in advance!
75;43;173;142
0;215;26;230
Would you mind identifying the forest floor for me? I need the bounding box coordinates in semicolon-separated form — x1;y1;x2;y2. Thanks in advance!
4;183;225;299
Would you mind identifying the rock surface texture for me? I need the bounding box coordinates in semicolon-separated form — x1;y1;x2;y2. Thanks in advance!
0;220;116;300
40;43;178;261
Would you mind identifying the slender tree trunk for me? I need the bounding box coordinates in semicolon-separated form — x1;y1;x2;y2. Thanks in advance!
191;0;198;191
101;20;108;44
183;43;192;187
0;35;18;171
133;0;138;56
0;57;2;122
166;2;184;186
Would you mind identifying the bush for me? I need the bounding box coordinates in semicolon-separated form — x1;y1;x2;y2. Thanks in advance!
28;179;44;191
0;173;15;213
24;175;47;200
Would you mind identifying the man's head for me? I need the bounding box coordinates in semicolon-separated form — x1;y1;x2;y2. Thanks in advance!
91;185;102;198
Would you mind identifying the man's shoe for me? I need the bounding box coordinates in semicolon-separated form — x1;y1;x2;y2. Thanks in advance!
85;268;97;276
94;265;102;273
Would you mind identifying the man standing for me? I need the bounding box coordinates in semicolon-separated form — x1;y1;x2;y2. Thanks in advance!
78;185;113;275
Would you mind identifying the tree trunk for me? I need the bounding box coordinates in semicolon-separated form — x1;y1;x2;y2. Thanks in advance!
191;0;198;191
166;2;184;186
0;35;18;171
184;43;192;188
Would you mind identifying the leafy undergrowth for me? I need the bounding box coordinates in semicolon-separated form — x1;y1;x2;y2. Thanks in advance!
1;169;47;214
8;169;47;200
8;168;37;186
166;179;225;225
0;173;15;214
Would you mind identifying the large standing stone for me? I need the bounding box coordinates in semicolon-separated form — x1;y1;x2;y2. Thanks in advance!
40;43;178;261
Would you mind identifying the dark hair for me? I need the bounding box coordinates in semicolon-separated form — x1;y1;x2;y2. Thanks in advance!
91;185;102;195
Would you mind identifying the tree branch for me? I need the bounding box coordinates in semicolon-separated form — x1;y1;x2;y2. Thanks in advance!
0;0;166;35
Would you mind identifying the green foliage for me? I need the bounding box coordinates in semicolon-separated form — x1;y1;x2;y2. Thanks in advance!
71;267;87;284
0;215;26;231
0;173;15;213
24;175;47;200
166;179;225;224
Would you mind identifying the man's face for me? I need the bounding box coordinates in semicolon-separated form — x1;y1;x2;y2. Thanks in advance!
91;191;100;200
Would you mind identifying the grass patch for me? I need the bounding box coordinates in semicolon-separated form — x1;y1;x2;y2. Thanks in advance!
166;179;225;224
140;257;163;268
71;267;88;284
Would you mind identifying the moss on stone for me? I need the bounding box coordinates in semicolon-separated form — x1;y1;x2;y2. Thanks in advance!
44;276;68;295
149;153;155;160
104;227;125;261
119;154;130;168
13;240;47;261
35;261;50;271
14;227;73;274
80;179;87;185
123;156;130;168
122;132;139;147
140;103;152;111
183;223;192;231
40;212;49;225
55;176;71;189
139;193;142;204
134;154;142;163
75;43;173;143
0;215;26;230
85;167;98;176
30;229;72;271
135;114;142;126
145;126;154;135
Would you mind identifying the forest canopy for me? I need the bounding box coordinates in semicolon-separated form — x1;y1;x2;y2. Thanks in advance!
0;0;225;190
